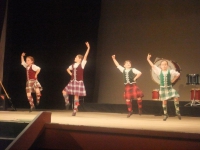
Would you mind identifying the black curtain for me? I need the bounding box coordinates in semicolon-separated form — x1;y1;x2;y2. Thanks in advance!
4;0;101;109
0;0;7;37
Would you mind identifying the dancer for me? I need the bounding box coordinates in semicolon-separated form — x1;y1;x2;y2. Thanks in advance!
111;55;144;118
62;42;90;116
21;52;42;112
147;54;181;121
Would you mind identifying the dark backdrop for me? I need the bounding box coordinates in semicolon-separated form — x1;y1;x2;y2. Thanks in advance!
0;0;7;94
0;0;7;36
3;0;101;109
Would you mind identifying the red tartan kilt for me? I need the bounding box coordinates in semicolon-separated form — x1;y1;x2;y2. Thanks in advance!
63;80;86;96
124;83;144;100
26;79;43;93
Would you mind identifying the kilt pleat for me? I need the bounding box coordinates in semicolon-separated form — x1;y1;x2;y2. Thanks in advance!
64;80;86;96
159;86;179;100
26;79;43;93
124;83;144;99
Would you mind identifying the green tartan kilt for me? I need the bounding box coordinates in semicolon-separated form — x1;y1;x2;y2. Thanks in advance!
159;86;179;101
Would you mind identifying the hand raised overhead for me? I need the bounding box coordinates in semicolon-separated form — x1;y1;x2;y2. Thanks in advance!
112;55;116;59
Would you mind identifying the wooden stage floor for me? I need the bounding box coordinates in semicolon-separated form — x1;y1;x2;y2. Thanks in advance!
0;110;200;135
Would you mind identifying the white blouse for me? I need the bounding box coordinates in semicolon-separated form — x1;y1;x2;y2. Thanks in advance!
68;60;87;70
21;62;40;71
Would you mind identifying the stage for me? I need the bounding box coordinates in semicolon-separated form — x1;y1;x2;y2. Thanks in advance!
0;109;200;134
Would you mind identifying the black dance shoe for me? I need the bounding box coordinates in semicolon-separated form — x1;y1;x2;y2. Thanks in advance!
177;114;181;120
138;108;142;115
29;106;35;112
65;102;70;110
163;114;169;121
127;111;133;118
72;111;76;116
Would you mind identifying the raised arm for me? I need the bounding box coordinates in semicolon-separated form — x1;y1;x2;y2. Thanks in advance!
83;42;90;61
147;54;155;68
111;55;120;67
21;52;26;64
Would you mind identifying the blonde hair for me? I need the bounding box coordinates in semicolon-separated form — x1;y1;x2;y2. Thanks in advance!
160;60;168;65
77;54;83;60
124;60;132;65
26;56;34;63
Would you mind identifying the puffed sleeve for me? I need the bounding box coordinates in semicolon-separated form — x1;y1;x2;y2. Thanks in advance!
152;65;161;76
68;65;73;70
170;69;180;76
32;64;40;71
21;61;28;68
81;60;87;69
117;65;124;73
132;68;141;74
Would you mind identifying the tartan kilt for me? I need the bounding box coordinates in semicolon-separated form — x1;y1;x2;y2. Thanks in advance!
159;86;180;101
26;79;43;93
63;80;86;96
124;83;144;100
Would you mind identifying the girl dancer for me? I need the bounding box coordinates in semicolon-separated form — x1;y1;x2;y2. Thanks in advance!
21;52;42;112
147;54;181;121
62;42;90;116
112;55;144;118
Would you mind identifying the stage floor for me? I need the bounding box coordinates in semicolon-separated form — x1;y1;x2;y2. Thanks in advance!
0;110;200;134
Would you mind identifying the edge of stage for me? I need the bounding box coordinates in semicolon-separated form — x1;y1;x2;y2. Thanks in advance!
0;110;200;134
0;100;200;133
1;109;200;148
0;100;200;137
1;110;200;150
1;100;200;150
